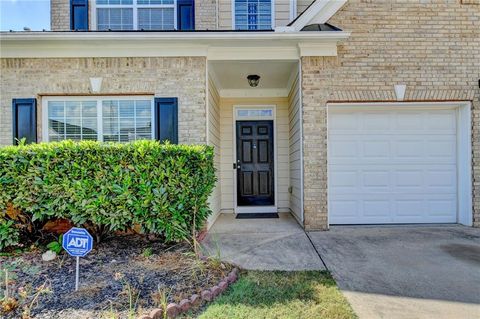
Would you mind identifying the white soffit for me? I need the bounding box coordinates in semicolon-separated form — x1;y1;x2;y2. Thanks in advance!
0;31;350;59
289;0;347;32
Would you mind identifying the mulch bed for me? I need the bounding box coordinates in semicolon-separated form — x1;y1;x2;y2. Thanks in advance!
0;235;233;319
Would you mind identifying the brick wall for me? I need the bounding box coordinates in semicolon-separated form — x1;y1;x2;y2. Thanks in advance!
301;0;480;229
51;0;70;31
196;0;217;30
0;57;207;145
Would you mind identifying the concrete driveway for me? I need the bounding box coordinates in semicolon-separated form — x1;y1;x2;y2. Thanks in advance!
308;225;480;319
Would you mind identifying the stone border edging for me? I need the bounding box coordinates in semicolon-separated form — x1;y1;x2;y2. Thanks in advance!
137;267;239;319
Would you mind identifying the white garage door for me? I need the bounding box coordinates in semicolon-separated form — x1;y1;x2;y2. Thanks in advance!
328;108;457;224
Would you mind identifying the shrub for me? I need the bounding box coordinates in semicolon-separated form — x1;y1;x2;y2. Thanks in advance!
0;140;216;250
0;219;20;251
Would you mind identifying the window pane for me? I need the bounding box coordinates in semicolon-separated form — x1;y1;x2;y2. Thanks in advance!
102;100;152;142
97;8;133;30
138;8;174;30
47;101;98;141
235;0;271;30
97;0;133;5
138;0;174;4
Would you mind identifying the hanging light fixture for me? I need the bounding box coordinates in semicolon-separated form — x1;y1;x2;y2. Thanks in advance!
247;75;261;87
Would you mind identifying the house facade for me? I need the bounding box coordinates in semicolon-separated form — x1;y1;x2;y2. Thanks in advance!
1;0;479;230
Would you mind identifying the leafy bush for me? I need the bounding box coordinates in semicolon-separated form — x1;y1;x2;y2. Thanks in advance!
0;140;216;250
0;219;20;251
46;235;63;254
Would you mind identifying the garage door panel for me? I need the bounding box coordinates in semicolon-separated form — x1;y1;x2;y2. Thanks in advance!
362;112;391;130
330;165;457;194
328;108;457;224
363;200;390;217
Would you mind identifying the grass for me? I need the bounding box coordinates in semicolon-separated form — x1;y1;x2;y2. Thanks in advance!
197;271;356;319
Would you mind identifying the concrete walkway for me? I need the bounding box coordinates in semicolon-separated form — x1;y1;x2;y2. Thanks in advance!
201;213;325;271
308;225;480;319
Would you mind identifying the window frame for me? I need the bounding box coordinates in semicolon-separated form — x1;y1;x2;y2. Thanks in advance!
92;0;178;31
42;95;155;143
232;0;275;31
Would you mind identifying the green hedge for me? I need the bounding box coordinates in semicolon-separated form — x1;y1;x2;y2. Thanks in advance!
0;140;216;249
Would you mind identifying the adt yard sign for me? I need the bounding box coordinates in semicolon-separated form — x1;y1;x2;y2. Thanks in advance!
63;227;93;257
62;227;93;291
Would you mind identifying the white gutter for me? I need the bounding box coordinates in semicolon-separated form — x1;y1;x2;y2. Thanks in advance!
0;31;350;59
0;31;349;41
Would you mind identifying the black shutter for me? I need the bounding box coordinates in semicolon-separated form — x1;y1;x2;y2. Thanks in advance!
70;0;88;31
177;0;195;30
12;98;37;145
154;98;178;144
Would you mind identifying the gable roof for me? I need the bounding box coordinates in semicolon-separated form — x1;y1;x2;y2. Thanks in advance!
284;0;347;32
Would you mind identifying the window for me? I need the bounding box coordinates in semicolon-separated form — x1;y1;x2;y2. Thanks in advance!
44;97;154;142
236;108;273;118
234;0;272;30
95;0;176;30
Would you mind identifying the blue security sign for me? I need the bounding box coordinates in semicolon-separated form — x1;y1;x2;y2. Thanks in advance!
62;227;93;257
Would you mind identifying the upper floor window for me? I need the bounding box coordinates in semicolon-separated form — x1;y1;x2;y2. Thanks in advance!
234;0;273;30
95;0;176;30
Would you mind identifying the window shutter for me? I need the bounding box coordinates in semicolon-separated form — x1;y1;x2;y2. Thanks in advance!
177;0;195;30
12;98;37;145
154;98;178;144
70;0;88;31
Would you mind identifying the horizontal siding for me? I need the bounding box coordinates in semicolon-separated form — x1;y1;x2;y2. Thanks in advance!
207;75;221;226
297;0;315;18
288;70;302;222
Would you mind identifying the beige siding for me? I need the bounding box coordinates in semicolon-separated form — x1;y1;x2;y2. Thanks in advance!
219;0;293;29
219;98;290;212
275;0;292;27
218;0;233;29
297;0;314;17
207;76;222;226
288;70;302;222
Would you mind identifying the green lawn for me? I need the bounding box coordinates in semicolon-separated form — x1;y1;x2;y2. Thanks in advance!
198;271;356;319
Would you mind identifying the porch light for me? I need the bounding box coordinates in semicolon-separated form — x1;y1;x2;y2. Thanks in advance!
247;75;261;87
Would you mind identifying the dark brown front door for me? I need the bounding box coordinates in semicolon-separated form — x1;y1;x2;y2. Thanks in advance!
236;120;274;206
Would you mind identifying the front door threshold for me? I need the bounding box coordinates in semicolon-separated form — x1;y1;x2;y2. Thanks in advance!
235;206;277;214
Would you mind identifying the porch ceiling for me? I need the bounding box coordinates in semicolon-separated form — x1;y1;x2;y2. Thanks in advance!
209;60;298;97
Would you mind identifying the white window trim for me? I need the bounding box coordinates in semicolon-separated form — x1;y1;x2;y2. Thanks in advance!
42;95;155;143
232;105;278;214
232;0;276;31
289;0;297;22
92;0;178;31
326;101;473;227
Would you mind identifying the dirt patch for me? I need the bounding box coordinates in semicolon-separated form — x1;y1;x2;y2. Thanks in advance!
1;235;232;319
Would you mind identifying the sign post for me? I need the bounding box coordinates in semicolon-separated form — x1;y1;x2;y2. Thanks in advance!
62;227;93;291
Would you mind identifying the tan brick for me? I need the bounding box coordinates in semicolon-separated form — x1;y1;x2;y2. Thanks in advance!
51;0;70;31
301;0;480;229
0;57;207;145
